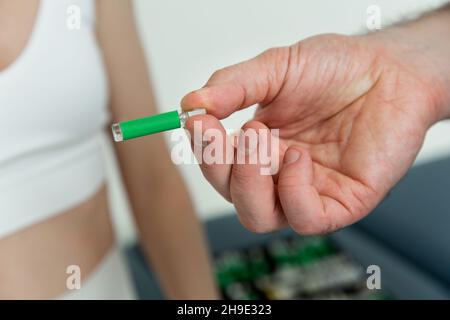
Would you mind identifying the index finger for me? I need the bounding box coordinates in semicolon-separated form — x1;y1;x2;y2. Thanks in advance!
181;47;290;119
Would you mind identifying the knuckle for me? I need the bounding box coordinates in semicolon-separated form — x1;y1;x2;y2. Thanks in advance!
261;46;287;60
278;174;299;191
232;164;258;183
231;170;258;191
209;67;232;83
261;47;279;57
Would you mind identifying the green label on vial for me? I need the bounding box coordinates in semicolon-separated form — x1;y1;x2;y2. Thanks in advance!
120;110;181;140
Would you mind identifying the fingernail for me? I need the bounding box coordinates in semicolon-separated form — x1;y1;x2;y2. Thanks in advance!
284;149;300;164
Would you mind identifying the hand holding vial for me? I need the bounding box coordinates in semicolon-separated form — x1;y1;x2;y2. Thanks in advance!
181;9;450;235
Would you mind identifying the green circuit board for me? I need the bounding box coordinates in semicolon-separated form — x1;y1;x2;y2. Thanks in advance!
214;236;391;300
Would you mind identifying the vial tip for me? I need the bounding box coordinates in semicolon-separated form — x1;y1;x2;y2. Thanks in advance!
186;108;207;117
112;123;124;142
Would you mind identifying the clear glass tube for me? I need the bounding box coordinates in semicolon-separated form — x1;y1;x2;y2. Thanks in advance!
179;108;207;127
112;108;206;142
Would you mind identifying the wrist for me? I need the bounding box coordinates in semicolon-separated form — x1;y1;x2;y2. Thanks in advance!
368;6;450;122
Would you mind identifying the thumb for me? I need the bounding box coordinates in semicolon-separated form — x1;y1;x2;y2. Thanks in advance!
181;47;290;119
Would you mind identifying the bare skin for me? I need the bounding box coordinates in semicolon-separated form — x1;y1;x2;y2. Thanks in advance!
0;0;218;299
182;5;450;235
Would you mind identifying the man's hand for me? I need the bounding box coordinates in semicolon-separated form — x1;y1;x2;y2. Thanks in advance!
181;25;450;235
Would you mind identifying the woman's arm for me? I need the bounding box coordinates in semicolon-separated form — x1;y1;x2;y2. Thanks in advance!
96;0;219;299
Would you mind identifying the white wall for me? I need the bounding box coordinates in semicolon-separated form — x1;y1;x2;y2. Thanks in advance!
104;0;450;245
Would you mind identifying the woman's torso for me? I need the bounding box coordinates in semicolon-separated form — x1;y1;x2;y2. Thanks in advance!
0;0;114;299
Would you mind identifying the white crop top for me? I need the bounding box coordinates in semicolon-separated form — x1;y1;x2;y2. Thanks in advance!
0;0;109;238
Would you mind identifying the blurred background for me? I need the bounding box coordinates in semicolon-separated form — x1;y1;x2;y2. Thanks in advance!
102;0;450;247
97;0;450;299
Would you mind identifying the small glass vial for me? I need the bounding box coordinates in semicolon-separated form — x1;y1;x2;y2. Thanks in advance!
112;108;206;142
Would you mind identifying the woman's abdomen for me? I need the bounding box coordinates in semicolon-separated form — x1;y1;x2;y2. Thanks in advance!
0;185;115;299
